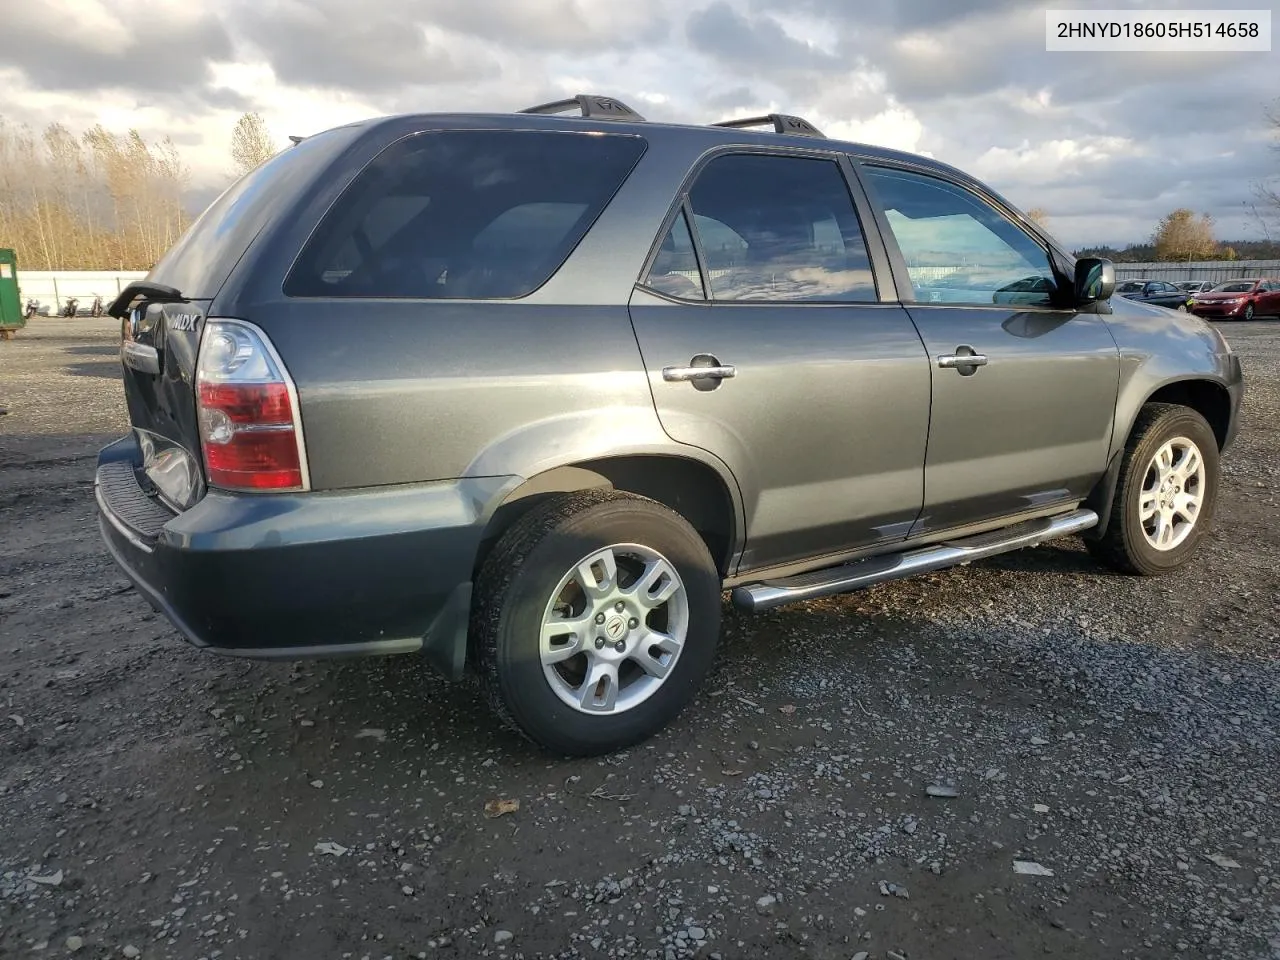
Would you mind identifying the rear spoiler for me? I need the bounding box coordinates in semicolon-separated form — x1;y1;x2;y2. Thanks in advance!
107;281;187;319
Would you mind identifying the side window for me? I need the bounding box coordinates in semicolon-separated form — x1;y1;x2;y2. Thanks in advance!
861;166;1059;308
284;130;646;300
684;154;877;302
643;210;706;300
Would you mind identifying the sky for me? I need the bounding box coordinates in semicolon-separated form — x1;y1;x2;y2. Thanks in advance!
0;0;1276;249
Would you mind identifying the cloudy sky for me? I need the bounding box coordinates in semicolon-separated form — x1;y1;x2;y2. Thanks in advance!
1;0;1276;248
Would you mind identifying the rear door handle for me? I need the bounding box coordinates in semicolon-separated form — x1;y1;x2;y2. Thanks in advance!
937;349;988;370
662;364;736;382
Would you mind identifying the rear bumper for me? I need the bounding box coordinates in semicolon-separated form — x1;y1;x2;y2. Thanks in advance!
95;435;510;677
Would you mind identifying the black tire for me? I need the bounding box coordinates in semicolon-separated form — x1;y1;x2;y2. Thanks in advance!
1086;403;1219;576
1244;303;1254;321
471;489;721;756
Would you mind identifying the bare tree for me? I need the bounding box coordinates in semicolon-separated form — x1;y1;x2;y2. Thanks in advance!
230;113;277;176
1152;209;1218;262
1256;98;1279;229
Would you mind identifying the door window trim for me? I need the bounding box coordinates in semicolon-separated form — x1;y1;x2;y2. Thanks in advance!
634;144;899;307
847;155;1077;313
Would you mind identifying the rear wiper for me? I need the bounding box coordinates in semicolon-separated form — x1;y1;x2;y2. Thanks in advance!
107;281;187;319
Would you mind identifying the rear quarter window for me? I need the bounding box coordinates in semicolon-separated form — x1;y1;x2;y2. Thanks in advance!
284;130;647;300
146;126;362;299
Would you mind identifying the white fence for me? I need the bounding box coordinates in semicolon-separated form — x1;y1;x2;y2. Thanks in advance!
17;271;149;311
1113;260;1280;283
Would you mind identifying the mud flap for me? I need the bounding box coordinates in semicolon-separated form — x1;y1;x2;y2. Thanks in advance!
1081;449;1124;541
420;581;473;680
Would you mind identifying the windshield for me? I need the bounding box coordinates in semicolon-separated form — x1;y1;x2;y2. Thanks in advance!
1214;281;1257;293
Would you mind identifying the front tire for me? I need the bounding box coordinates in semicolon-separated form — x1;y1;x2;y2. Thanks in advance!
1087;403;1219;576
471;490;721;756
1244;303;1255;321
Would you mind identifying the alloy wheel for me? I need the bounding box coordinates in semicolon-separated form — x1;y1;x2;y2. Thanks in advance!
1139;437;1206;551
539;544;689;715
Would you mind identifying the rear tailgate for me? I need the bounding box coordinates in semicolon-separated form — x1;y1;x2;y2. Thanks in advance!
110;127;359;509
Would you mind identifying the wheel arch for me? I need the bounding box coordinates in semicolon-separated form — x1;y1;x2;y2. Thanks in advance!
1084;376;1231;541
1140;377;1233;450
474;455;743;578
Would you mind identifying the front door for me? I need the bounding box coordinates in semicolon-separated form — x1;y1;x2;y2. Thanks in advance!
628;151;931;573
855;163;1121;537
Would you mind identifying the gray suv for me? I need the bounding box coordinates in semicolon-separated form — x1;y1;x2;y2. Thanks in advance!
97;95;1244;756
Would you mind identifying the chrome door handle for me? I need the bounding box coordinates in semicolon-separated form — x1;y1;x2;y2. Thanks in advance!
662;364;736;382
937;351;988;369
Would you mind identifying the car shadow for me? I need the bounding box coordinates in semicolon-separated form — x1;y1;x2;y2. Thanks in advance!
65;360;123;380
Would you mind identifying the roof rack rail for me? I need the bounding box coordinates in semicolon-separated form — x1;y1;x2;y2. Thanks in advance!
519;94;646;122
712;114;825;138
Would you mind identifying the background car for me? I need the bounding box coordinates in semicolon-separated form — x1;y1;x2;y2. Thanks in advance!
1176;280;1216;296
1187;278;1280;321
1115;278;1191;311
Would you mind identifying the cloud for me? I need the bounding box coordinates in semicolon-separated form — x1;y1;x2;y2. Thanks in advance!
687;2;839;71
0;0;1272;246
231;7;500;93
3;1;232;98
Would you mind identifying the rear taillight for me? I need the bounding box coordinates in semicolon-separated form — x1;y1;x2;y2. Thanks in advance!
196;319;309;491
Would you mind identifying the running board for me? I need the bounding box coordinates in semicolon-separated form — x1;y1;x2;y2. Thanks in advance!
731;509;1099;613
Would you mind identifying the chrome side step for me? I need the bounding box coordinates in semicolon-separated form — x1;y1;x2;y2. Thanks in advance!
731;508;1099;613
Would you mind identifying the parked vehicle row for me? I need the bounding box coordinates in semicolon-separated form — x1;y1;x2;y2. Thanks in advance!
1117;276;1280;319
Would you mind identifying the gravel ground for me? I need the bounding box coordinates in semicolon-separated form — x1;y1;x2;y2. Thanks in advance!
1;316;1278;960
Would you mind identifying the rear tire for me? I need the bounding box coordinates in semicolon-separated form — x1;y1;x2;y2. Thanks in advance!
1086;403;1219;576
471;490;721;756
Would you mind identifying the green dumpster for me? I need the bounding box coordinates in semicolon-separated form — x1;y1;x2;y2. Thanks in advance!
0;249;23;339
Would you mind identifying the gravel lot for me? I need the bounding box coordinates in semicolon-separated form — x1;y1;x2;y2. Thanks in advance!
1;316;1278;960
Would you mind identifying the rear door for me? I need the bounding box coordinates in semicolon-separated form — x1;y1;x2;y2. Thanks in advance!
628;150;931;573
854;161;1120;537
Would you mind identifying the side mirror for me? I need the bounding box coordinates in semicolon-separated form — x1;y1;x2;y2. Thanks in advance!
1074;257;1115;304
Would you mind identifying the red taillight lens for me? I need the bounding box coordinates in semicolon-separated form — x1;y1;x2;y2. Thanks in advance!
196;320;308;492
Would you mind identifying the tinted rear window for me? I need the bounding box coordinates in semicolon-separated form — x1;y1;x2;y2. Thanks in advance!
284;130;647;300
146;127;358;299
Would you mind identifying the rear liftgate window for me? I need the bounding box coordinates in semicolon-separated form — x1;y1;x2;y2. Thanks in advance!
284;130;647;300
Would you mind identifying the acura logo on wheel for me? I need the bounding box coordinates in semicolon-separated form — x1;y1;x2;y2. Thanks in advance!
605;616;626;639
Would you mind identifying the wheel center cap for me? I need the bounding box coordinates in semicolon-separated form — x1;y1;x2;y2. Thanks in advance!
603;615;628;642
